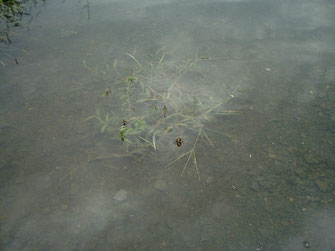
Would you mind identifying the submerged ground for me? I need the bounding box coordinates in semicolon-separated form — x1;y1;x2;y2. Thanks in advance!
0;0;334;250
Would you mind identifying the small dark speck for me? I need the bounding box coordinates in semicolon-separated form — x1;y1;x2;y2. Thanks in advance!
15;59;19;64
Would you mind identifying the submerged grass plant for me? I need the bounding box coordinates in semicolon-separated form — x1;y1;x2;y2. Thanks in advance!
85;48;239;179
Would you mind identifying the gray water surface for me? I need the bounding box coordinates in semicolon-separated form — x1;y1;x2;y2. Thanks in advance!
0;0;334;250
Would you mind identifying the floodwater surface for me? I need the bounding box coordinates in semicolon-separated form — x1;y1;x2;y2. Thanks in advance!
0;0;334;250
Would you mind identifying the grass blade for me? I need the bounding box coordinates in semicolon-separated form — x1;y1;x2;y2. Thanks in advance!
212;110;240;115
83;59;98;73
113;59;120;76
156;51;166;69
204;101;224;115
125;53;142;68
85;115;104;124
152;132;157;151
167;75;182;99
204;127;234;139
138;135;153;146
101;124;107;133
202;129;214;146
193;151;200;180
85;115;97;121
181;151;192;176
166;150;192;167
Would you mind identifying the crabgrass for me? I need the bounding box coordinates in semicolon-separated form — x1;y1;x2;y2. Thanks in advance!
85;48;239;179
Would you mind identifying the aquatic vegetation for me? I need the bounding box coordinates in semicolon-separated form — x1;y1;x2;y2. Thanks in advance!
0;0;45;44
85;109;114;134
85;48;240;179
0;0;24;43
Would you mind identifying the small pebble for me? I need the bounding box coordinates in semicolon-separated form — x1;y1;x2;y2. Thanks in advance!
303;241;311;248
114;189;127;201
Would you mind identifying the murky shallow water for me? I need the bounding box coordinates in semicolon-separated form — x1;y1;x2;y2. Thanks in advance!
0;0;334;250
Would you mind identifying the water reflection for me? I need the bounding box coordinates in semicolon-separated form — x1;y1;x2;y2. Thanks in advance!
0;0;47;45
0;0;334;250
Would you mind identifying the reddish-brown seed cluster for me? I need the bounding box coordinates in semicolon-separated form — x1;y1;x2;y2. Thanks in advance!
176;137;182;147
